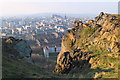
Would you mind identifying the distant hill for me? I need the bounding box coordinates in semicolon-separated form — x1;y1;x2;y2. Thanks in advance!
54;12;120;78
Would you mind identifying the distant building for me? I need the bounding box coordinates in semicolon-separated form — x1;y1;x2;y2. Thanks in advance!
43;46;49;58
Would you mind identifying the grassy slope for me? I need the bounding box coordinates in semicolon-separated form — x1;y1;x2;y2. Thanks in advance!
70;26;119;78
2;55;64;78
88;45;119;78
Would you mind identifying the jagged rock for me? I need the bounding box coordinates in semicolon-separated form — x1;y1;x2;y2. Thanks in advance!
93;24;101;28
99;12;104;17
54;49;91;74
2;37;32;62
86;20;94;24
54;12;120;75
74;21;83;27
107;53;120;58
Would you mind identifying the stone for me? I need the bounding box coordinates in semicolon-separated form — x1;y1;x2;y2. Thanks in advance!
54;48;91;73
99;12;104;17
2;37;32;62
13;40;32;62
74;21;83;27
54;12;120;75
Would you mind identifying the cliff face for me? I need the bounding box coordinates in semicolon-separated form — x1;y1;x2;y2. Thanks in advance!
54;12;120;78
2;37;32;62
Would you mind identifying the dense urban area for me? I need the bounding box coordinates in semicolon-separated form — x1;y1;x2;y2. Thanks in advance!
0;14;91;47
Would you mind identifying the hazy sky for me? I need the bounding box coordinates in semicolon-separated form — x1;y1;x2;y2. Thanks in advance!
0;0;119;17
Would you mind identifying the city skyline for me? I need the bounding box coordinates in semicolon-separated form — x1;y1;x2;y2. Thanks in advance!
0;1;118;17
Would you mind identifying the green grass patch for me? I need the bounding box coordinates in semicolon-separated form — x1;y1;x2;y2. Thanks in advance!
80;27;97;39
2;56;64;78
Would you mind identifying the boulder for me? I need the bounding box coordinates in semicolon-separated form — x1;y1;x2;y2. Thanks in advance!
13;40;32;61
54;49;91;74
2;37;32;62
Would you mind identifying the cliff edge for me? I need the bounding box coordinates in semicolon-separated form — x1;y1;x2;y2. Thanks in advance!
54;12;120;78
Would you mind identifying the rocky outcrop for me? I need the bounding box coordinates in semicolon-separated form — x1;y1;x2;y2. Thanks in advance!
54;50;92;73
2;37;32;62
54;12;120;76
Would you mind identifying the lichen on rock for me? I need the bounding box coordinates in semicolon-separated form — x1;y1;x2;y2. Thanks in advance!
54;12;120;78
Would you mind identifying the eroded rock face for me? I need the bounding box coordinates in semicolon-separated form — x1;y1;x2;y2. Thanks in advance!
54;12;120;74
2;37;32;62
54;50;91;74
54;21;92;73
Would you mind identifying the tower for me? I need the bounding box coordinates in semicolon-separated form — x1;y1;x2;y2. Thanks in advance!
65;14;67;19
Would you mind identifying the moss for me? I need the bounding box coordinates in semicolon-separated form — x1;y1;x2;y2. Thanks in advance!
80;27;98;39
88;45;108;56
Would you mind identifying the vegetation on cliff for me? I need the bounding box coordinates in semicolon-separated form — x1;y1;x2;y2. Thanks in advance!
54;12;120;78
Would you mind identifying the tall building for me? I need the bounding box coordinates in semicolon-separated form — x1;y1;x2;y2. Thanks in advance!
2;19;7;28
65;14;67;19
10;21;14;28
